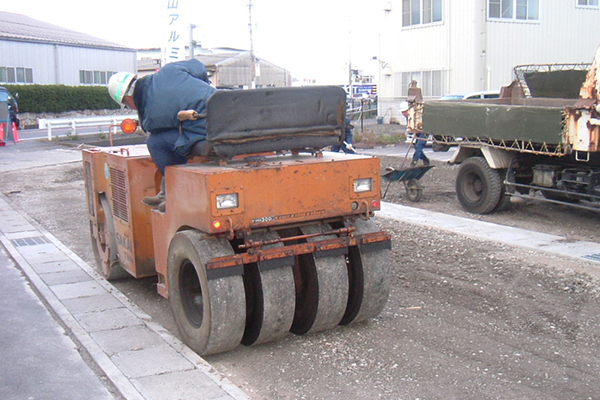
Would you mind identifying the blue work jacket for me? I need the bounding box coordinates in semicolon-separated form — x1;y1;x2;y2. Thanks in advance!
134;59;217;157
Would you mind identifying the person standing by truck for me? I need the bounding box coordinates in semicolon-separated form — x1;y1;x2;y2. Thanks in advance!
107;59;217;211
400;101;430;167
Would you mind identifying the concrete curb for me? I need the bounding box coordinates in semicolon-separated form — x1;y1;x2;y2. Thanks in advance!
0;193;250;400
380;201;600;265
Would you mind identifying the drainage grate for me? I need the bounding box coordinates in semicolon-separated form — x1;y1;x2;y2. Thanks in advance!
583;253;600;262
11;236;51;247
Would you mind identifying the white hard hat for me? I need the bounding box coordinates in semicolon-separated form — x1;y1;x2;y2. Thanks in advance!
108;72;137;105
399;101;410;112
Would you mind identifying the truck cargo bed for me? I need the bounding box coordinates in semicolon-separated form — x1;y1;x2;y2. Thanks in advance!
422;98;575;145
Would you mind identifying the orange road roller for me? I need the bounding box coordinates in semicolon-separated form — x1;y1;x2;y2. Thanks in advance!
83;86;391;355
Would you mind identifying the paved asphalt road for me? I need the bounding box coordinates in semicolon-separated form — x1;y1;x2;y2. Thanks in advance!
0;247;116;400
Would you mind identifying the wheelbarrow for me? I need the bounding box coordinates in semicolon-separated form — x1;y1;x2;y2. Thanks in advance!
382;165;434;202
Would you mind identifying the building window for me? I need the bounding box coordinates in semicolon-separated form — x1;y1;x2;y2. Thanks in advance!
0;66;34;83
80;70;113;85
400;70;446;98
489;0;539;20
577;0;599;7
402;0;443;27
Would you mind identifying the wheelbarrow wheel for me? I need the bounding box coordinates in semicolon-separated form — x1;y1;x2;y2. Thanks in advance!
404;179;423;202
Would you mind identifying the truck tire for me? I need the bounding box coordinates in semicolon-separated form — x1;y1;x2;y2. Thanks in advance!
493;169;512;212
456;156;502;214
167;230;246;356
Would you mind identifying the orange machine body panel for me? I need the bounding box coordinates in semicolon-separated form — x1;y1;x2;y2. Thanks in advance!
85;145;386;297
83;145;159;278
168;152;381;232
151;152;383;296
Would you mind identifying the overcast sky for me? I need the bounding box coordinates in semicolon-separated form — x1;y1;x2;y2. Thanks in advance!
4;0;386;84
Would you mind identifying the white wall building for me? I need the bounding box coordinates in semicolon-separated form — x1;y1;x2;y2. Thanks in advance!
0;11;136;86
378;0;600;121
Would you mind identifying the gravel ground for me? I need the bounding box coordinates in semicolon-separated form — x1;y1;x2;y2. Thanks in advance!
1;136;599;399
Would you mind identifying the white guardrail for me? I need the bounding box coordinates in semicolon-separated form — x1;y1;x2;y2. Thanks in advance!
38;115;134;141
36;105;376;141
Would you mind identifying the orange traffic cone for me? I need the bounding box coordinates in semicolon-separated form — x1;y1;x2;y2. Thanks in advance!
0;123;6;147
11;122;19;143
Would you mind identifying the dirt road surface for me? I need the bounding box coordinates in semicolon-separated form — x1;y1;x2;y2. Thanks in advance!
1;143;599;400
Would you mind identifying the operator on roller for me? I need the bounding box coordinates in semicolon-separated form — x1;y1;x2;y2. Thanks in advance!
107;59;217;212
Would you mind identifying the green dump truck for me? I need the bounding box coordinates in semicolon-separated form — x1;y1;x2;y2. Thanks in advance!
408;48;600;214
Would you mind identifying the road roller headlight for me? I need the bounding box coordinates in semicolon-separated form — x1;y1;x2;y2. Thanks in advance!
353;178;373;193
216;193;239;209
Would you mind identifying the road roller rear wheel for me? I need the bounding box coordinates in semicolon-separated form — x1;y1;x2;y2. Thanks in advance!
290;224;349;335
341;219;390;325
242;232;296;346
90;193;128;280
167;230;246;356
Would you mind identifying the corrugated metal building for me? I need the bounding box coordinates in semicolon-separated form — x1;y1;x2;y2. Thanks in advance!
0;11;136;86
137;48;292;89
201;52;292;89
378;0;600;119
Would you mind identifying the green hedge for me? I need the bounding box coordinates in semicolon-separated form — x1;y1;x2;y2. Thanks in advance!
2;84;119;113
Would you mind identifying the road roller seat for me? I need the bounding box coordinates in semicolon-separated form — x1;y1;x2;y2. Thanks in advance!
201;86;348;159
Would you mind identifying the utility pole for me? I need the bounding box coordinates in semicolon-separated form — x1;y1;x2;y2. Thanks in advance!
348;14;353;99
248;0;256;89
189;24;196;59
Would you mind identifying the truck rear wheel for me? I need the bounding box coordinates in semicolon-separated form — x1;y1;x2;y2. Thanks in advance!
456;157;502;214
494;169;512;212
167;230;246;356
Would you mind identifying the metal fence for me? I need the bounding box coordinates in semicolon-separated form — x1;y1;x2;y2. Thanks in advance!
36;101;378;141
348;100;378;132
38;115;133;140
